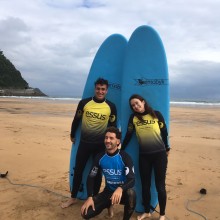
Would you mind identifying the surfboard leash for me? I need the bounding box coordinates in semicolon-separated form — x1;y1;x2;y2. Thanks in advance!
1;171;70;199
1;171;208;220
185;189;208;220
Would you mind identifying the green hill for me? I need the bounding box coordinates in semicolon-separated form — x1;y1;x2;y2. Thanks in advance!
0;51;29;89
0;51;46;96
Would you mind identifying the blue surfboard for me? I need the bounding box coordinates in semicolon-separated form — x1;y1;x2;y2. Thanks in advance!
121;25;169;212
69;34;127;199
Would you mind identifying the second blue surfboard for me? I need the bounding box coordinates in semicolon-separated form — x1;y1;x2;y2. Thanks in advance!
121;25;169;212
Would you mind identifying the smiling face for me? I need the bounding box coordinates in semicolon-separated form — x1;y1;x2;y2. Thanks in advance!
104;131;120;153
94;84;108;100
130;98;145;113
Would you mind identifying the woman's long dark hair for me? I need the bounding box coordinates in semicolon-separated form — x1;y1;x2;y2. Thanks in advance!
129;94;157;121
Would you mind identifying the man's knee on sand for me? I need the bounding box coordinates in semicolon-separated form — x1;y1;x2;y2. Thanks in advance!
81;211;88;219
81;207;95;219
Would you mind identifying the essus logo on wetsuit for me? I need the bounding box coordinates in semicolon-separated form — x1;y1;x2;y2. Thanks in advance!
135;119;156;126
103;169;122;176
86;111;107;120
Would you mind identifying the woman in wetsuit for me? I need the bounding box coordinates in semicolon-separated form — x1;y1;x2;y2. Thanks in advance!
122;94;170;220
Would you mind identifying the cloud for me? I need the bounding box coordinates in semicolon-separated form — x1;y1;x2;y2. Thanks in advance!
0;17;30;48
45;0;106;9
170;60;220;101
0;0;220;100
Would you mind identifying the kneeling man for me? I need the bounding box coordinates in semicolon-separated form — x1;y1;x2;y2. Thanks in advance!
81;126;136;220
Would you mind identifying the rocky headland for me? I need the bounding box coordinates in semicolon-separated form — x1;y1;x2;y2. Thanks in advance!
0;88;47;97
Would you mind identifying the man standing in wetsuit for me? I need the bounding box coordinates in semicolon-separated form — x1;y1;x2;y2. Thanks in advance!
81;126;136;220
61;78;117;208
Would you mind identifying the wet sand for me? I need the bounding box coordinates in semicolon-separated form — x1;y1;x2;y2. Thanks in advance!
0;97;219;220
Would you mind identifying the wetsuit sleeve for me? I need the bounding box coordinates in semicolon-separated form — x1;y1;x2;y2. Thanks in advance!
120;151;135;190
108;101;117;127
121;115;135;150
70;100;85;138
155;111;170;151
86;153;102;197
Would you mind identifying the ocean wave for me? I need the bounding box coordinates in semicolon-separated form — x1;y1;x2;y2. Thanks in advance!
0;96;81;102
170;101;220;106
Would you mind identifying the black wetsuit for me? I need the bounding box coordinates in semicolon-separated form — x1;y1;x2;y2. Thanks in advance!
70;96;117;198
82;149;136;220
122;110;169;216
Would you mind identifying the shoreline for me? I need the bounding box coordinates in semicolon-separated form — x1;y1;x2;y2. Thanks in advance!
0;98;219;220
1;96;220;106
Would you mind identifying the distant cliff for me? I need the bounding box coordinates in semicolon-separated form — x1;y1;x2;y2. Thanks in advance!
0;51;46;96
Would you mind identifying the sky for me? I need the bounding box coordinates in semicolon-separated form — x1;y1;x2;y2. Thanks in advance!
0;0;220;101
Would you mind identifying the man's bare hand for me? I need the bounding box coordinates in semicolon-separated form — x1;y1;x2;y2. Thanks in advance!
110;187;123;204
81;197;95;215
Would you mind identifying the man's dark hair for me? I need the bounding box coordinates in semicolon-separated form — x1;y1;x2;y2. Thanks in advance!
105;126;121;140
95;78;109;88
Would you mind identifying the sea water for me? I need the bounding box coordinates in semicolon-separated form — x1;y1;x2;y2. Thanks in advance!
1;96;220;107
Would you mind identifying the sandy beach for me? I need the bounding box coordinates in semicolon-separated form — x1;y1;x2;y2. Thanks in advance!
0;97;219;220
